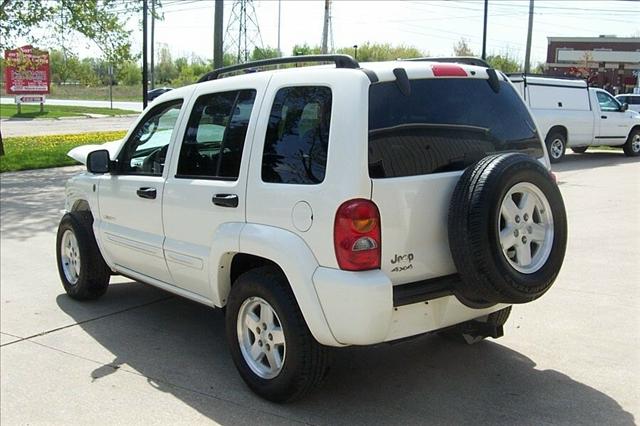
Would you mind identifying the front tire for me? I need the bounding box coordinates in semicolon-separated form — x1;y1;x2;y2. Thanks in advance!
56;212;110;300
225;267;329;402
623;129;640;157
545;131;566;163
571;146;588;154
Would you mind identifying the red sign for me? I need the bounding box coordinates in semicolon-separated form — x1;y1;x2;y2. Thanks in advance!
4;45;50;95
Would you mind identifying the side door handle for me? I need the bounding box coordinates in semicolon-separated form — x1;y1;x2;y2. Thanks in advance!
601;115;607;119
136;187;157;199
212;193;238;208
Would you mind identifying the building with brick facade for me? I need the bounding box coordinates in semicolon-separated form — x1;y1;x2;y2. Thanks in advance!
544;36;640;94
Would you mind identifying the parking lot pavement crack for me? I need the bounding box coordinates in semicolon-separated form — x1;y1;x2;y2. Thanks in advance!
14;338;313;426
0;296;174;348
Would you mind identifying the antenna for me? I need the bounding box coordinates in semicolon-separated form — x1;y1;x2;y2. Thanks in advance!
225;0;264;63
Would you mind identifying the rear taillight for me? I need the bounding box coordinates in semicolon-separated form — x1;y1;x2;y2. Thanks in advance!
334;199;381;271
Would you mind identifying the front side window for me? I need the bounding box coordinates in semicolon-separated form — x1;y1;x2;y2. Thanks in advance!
597;91;621;112
118;100;183;175
177;90;256;179
262;86;332;184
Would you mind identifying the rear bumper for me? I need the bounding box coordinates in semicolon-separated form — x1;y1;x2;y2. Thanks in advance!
312;267;508;346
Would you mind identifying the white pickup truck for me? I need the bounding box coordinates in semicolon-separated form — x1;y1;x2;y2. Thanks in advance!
510;75;640;162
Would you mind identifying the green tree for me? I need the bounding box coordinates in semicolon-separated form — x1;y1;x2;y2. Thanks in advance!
486;53;522;73
251;46;280;61
292;44;322;56
155;44;177;84
453;38;475;56
336;42;424;61
76;58;101;86
0;0;152;63
50;49;81;84
117;61;141;85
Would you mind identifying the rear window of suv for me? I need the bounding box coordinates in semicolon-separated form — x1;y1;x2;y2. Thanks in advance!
368;78;543;178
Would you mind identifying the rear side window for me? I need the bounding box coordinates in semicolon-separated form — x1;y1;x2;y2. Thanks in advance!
368;79;543;179
177;89;256;180
262;86;332;184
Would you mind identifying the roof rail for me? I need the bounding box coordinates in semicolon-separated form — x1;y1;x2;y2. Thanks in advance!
506;72;586;81
405;56;490;68
197;54;360;83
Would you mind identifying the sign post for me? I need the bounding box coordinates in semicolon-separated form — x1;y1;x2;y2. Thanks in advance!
108;64;114;110
4;45;50;113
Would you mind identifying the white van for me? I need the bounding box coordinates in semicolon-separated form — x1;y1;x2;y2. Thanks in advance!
510;75;640;162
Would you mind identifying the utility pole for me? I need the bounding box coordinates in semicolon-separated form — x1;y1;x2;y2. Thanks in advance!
142;0;148;108
214;0;224;68
277;0;282;56
524;0;534;74
481;0;488;60
150;0;155;89
321;0;330;54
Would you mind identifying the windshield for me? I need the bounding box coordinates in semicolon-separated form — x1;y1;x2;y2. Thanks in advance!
368;78;543;178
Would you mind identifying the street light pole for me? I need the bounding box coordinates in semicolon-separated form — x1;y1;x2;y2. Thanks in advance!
481;0;488;60
142;0;148;108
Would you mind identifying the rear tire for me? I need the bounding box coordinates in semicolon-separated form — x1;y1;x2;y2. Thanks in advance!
622;129;640;157
545;131;566;163
56;212;110;300
571;146;588;154
225;266;329;402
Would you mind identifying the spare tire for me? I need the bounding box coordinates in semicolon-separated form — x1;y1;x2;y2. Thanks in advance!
448;153;567;306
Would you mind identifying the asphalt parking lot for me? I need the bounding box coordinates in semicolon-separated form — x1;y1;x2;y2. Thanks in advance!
1;151;638;425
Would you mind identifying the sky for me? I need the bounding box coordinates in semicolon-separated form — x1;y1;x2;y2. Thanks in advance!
21;0;640;66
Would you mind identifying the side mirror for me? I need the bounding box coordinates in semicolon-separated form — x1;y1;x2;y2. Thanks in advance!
620;102;629;112
87;149;111;174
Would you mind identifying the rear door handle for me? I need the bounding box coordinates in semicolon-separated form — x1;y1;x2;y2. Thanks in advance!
212;193;238;208
601;115;607;119
136;187;157;199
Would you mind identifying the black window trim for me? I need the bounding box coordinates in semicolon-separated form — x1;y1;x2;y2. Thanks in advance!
115;98;184;176
174;89;254;182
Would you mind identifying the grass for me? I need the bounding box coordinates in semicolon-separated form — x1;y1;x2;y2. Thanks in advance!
0;103;136;119
0;131;127;173
2;84;143;102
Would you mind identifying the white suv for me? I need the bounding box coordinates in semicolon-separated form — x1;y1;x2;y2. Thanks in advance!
57;55;567;402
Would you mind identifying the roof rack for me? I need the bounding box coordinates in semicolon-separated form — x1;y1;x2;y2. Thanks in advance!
197;54;360;83
405;56;490;68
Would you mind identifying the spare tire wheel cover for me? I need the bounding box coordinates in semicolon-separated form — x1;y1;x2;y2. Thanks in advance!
447;153;567;306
